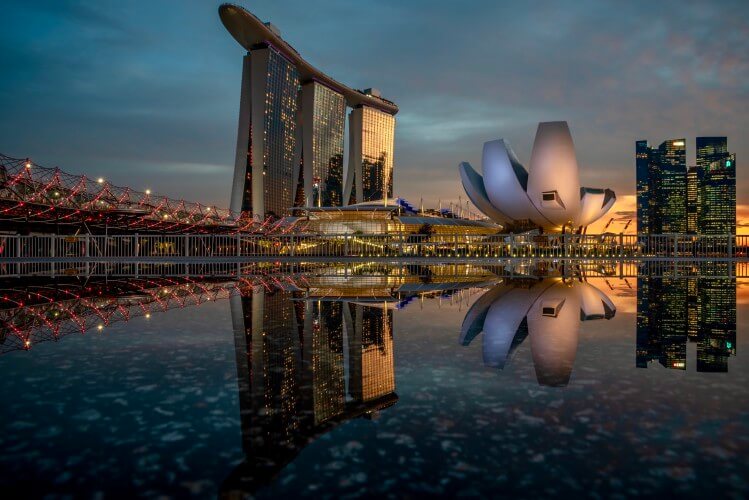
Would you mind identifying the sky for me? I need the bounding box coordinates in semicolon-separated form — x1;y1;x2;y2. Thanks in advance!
1;0;748;232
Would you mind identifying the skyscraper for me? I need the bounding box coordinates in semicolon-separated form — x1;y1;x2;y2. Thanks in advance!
637;137;735;235
696;137;735;235
298;82;346;208
696;136;728;168
230;47;300;219
635;140;651;234
686;166;702;234
345;92;397;204
635;139;687;233
654;139;687;233
221;5;398;218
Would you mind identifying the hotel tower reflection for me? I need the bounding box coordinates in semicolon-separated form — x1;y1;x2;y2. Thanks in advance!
224;287;397;493
345;98;396;204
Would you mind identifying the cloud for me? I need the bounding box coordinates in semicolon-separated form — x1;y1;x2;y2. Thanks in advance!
1;0;748;212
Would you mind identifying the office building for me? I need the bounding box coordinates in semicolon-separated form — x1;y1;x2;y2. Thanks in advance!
635;139;687;234
636;137;735;234
686;166;702;234
696;137;736;235
636;140;651;234
300;83;346;208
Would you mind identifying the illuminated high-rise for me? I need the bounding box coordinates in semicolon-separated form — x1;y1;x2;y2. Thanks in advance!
696;137;735;235
299;83;346;207
654;139;687;233
220;5;398;217
230;47;300;219
345;94;397;204
637;137;735;235
635;140;651;234
686;166;702;234
635;139;686;233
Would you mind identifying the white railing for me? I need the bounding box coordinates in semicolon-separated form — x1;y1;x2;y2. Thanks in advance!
0;233;746;260
0;259;746;279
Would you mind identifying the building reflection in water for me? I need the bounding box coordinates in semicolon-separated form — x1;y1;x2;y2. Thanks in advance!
0;261;741;494
223;286;399;493
636;262;737;372
460;278;616;387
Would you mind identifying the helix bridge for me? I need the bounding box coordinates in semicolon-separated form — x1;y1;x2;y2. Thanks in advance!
0;153;307;234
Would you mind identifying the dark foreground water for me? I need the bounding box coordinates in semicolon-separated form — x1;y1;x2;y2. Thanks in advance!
0;263;747;498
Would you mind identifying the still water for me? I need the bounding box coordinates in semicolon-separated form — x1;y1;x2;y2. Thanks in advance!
0;262;747;498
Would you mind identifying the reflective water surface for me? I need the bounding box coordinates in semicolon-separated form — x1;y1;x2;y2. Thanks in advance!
0;262;747;497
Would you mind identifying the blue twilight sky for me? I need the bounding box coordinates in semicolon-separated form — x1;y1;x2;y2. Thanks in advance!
1;0;748;214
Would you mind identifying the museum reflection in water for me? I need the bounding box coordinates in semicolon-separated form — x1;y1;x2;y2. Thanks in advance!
0;261;740;494
460;278;616;387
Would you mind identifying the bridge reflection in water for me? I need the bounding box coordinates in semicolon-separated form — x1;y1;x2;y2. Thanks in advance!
0;260;739;494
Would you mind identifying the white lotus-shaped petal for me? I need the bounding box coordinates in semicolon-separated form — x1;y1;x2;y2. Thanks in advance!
459;121;616;231
459;162;512;225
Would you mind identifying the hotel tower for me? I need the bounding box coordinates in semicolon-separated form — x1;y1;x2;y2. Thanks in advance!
219;4;398;219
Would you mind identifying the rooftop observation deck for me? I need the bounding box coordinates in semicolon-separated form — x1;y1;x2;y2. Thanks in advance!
218;3;398;115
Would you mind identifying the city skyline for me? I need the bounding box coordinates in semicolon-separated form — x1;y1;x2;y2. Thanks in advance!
2;0;747;232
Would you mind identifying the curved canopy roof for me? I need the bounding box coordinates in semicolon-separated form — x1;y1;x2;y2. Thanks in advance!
219;3;398;115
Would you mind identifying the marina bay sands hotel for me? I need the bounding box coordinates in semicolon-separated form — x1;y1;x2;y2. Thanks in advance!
219;4;398;219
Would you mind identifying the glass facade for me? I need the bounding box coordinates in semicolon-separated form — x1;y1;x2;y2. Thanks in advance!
637;263;736;372
635;139;686;233
306;83;346;207
360;106;396;202
696;137;728;169
260;48;300;219
637;137;735;235
686;166;702;234
635;140;651;234
697;137;735;235
654;139;687;234
231;31;397;216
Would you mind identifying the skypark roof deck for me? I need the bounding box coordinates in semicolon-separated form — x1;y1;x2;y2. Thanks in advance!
218;3;398;115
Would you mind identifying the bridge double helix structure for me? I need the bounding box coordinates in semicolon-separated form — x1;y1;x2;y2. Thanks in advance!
0;153;306;234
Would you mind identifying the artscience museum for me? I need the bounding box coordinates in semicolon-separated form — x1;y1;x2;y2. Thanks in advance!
460;121;616;233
